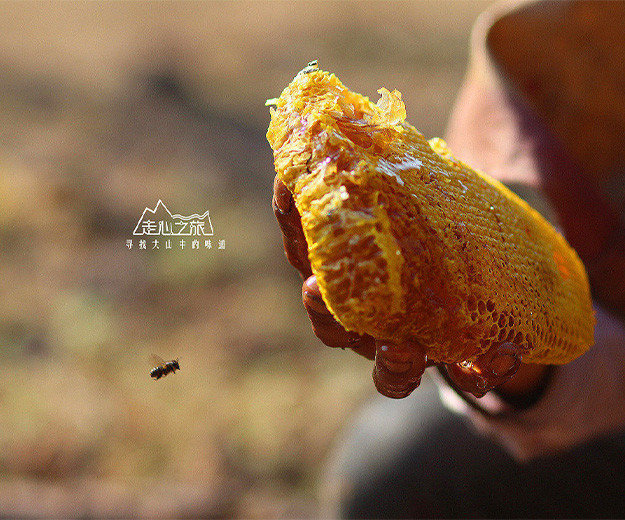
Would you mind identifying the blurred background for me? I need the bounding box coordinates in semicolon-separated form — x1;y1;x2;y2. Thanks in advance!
0;1;491;517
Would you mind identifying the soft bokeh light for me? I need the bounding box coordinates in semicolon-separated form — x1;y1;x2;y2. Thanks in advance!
0;1;490;517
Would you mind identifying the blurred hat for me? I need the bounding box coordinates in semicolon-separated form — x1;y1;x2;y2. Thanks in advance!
445;0;625;320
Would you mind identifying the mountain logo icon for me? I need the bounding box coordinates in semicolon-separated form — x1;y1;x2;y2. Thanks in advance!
133;200;214;236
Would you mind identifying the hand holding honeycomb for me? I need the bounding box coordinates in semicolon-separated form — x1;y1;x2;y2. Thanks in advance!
268;65;595;399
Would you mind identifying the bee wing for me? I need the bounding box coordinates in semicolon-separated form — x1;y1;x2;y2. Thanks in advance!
150;354;165;367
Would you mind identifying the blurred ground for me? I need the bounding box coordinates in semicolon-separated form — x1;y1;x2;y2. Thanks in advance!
0;1;491;517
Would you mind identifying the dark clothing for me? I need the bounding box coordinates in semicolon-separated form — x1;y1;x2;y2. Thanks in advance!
325;380;625;519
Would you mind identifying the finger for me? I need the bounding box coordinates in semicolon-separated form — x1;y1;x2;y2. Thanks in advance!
445;342;521;398
348;335;376;361
302;275;376;359
302;275;331;315
272;175;312;278
372;339;427;399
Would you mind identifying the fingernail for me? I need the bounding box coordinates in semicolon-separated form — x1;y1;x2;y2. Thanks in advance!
303;289;329;314
304;275;319;293
303;276;330;314
274;182;293;214
488;353;519;377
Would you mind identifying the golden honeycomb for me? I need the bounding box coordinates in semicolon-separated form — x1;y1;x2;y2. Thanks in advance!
267;65;595;364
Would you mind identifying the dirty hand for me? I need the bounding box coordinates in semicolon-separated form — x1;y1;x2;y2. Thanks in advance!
273;176;536;400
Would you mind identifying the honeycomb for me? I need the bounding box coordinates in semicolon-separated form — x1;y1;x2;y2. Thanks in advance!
267;64;595;365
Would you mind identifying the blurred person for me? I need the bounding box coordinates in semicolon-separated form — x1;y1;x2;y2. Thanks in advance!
272;0;625;518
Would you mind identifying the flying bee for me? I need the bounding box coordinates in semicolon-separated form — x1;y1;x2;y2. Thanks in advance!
150;355;180;380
